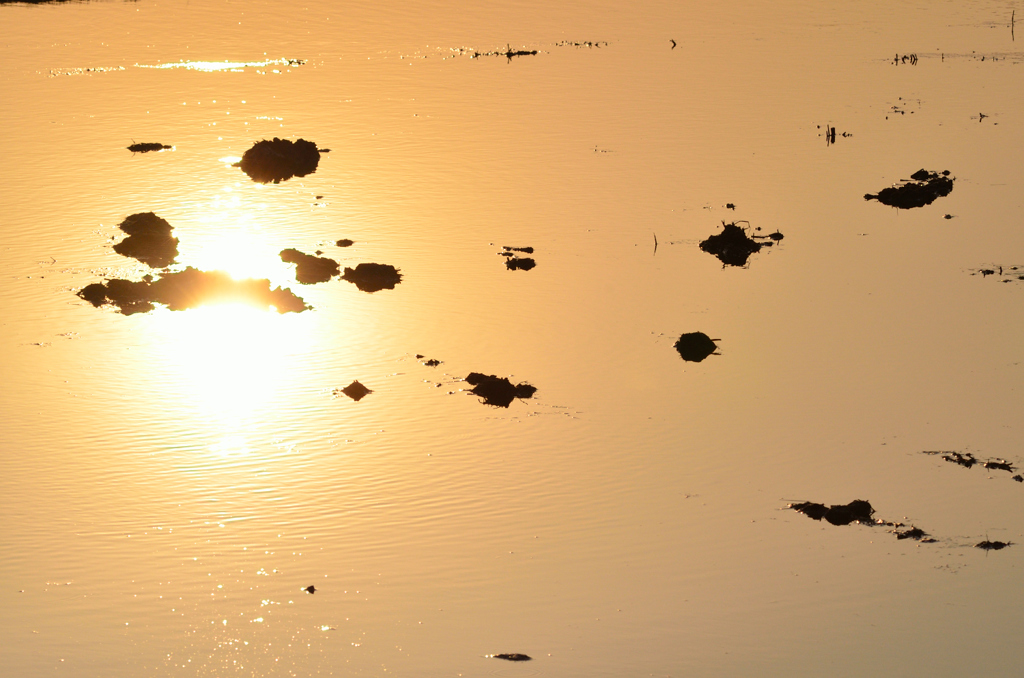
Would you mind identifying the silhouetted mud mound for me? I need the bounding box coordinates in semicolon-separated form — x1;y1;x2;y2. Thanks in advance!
235;137;323;183
976;540;1012;551
971;265;1024;283
304;585;317;594
77;267;309;315
895;527;931;541
922;450;1022;488
335;239;355;247
499;246;536;271
341;263;402;292
791;499;875;526
336;380;372;401
674;332;719;362
700;221;781;267
490;654;532;662
473;44;539;61
416;354;443;367
864;169;953;209
112;212;179;268
127;142;172;153
280;248;340;284
465;372;536;408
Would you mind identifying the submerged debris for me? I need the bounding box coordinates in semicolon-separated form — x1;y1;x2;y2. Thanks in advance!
473;44;539;61
341;263;402;292
976;540;1012;551
112;212;179;268
699;221;781;267
77;267;309;315
280;248;340;284
674;332;719;362
864;169;954;209
235;137;324;183
465;373;536;408
491;654;532;662
337;380;372;402
127;142;172;153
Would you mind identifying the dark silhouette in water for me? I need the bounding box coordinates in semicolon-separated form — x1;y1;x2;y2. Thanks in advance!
976;540;1012;551
465;373;536;407
700;221;781;267
112;212;179;268
127;142;172;153
235;137;324;183
280;248;340;284
335;239;355;247
77;267;309;315
491;654;532;661
337;380;372;401
341;263;402;292
864;169;953;209
304;585;316;594
791;499;875;526
674;332;719;362
505;257;536;271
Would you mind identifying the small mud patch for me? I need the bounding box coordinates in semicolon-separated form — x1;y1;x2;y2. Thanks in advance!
490;654;532;662
465;372;536;408
499;246;536;271
235;137;324;183
336;380;372;402
335;239;355;248
127;142;172;153
341;263;402;292
674;332;719;362
790;499;875;526
280;248;340;284
700;221;782;267
976;540;1012;551
77;267;309;315
473;44;539;61
864;169;954;209
112;212;179;268
970;265;1024;283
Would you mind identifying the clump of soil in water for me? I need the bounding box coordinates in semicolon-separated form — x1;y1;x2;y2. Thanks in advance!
790;499;875;526
77;267;309;315
336;239;355;247
127;142;172;153
341;263;402;292
674;332;719;362
976;540;1012;551
491;654;532;661
864;169;954;209
700;221;781;267
505;257;536;271
465;373;536;408
280;248;340;284
235;137;323;183
112;212;179;268
337;380;372;401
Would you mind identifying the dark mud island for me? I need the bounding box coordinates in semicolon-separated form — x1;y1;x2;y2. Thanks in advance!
341;263;403;292
113;212;179;268
864;169;953;209
336;380;373;402
465;373;536;408
789;499;936;543
700;221;783;267
500;245;536;271
127;142;172;153
280;248;341;284
235;137;325;183
674;332;719;362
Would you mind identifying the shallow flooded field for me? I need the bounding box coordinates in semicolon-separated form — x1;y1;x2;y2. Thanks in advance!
2;1;1024;676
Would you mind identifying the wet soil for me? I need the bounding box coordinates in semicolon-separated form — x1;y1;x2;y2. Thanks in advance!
864;169;954;209
699;221;781;267
77;267;309;315
235;137;324;183
337;380;372;401
341;263;402;292
127;142;172;153
280;248;341;284
465;373;536;408
674;332;719;362
112;212;179;268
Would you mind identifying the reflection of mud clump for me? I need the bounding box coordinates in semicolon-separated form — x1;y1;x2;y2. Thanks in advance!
491;654;532;662
465;373;536;408
77;267;309;315
674;332;719;362
337;380;372;401
700;221;780;267
976;540;1012;551
790;499;875;526
341;263;402;292
280;248;340;284
235;137;323;183
127;142;172;153
112;212;179;268
864;169;953;209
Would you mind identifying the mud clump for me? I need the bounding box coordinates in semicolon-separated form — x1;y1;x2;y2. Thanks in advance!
304;585;316;594
976;540;1012;551
790;499;875;526
491;654;532;662
127;142;172;153
335;239;355;248
280;248;340;284
700;221;781;267
235;137;323;183
864;169;954;209
112;212;179;268
337;380;372;401
674;332;719;362
341;263;402;292
505;257;536;271
465;372;536;408
77;267;309;315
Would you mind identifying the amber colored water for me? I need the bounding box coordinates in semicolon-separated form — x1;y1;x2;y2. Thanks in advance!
3;1;1024;676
